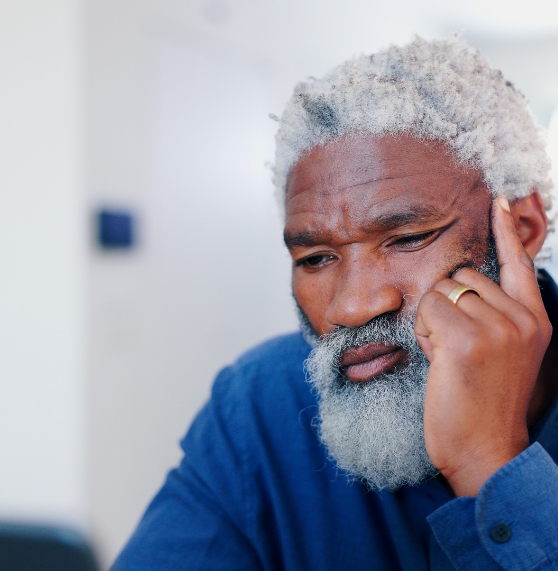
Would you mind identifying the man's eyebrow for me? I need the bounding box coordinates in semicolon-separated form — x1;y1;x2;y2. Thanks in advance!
370;205;446;231
284;231;329;250
284;205;447;250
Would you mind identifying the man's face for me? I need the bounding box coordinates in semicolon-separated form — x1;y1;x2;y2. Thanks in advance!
284;134;497;489
285;134;494;361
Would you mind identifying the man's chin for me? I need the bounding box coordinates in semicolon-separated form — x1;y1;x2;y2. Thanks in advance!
300;301;439;489
315;372;437;491
305;327;435;490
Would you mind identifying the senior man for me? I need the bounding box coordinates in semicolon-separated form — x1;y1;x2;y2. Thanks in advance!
113;36;558;570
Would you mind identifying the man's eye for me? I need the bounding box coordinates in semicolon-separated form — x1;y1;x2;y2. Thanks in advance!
295;254;335;268
393;231;437;249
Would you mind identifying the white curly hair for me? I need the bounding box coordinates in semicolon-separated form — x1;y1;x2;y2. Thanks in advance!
273;35;552;219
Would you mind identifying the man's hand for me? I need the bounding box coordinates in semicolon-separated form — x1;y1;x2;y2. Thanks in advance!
415;196;553;497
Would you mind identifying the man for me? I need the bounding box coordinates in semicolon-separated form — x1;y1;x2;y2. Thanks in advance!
113;36;558;570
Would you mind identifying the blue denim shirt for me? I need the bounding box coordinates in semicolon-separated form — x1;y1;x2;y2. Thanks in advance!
112;271;558;571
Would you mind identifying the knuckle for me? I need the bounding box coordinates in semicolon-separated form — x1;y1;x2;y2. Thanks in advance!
456;323;482;357
459;337;477;358
539;316;553;345
516;312;539;339
480;314;513;347
419;290;443;309
491;322;512;346
504;257;535;278
452;267;478;282
432;278;456;294
519;250;535;270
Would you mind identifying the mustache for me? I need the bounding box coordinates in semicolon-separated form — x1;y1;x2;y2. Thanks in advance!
315;310;423;386
295;296;419;356
318;311;419;354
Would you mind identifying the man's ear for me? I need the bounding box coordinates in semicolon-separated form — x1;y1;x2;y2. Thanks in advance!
509;192;548;260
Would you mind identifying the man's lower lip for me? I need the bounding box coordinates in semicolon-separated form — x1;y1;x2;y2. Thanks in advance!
343;349;402;382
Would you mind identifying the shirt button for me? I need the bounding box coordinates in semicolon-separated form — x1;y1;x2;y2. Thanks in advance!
491;523;512;543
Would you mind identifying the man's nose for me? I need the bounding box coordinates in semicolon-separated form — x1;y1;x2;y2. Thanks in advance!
324;261;403;330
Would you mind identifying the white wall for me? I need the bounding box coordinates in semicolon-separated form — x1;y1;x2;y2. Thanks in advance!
0;0;86;524
87;31;297;564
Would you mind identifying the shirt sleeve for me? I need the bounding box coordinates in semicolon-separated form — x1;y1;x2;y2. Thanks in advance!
110;366;263;571
428;443;558;571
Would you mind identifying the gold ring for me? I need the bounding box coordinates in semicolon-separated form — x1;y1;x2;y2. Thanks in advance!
447;285;482;305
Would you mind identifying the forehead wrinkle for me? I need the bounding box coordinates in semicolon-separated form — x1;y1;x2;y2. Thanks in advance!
337;162;455;192
285;159;472;251
288;169;449;203
283;203;450;250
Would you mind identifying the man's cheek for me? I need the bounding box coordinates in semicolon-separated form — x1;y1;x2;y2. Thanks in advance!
293;274;334;336
394;252;457;305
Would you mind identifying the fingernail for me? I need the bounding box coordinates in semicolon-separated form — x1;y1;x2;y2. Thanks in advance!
496;196;510;212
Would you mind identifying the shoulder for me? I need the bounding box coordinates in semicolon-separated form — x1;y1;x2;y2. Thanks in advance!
208;331;314;426
233;330;312;374
182;331;315;472
211;330;313;401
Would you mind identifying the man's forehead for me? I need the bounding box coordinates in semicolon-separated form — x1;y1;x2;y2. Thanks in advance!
286;134;461;204
282;133;491;248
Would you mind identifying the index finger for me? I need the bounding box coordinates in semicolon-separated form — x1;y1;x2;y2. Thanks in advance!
492;195;545;320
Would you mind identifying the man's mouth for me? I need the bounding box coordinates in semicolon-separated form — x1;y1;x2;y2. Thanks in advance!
340;343;404;382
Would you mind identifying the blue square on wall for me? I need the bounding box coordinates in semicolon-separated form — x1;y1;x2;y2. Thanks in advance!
98;210;134;248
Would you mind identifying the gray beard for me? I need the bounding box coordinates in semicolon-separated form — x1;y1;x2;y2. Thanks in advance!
305;310;435;490
302;236;500;491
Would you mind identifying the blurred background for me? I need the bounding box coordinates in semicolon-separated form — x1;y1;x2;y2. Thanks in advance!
2;0;558;567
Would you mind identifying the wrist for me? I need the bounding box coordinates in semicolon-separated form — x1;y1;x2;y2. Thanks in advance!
444;440;528;497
